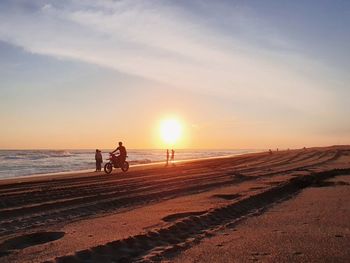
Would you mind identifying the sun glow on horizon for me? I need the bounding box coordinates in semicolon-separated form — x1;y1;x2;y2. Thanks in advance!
160;119;183;147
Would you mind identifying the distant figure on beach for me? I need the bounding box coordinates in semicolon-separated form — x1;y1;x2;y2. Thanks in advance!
95;149;103;172
166;149;169;166
170;149;175;165
111;141;127;166
269;149;272;154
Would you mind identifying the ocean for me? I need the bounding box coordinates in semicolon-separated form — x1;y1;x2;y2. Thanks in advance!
0;149;261;179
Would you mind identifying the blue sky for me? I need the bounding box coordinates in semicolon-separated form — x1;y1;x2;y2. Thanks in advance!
0;0;349;149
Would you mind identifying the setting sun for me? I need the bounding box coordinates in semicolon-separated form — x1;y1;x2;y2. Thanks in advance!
160;119;182;146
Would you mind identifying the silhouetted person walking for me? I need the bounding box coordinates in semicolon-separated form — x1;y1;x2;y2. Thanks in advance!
170;149;175;165
95;149;103;172
166;149;169;166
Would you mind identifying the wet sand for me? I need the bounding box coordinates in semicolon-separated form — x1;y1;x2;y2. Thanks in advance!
0;146;349;262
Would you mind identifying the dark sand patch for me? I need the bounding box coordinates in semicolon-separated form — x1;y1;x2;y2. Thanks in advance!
162;211;207;222
312;180;349;188
212;194;241;200
0;231;64;257
266;181;283;186
250;186;266;190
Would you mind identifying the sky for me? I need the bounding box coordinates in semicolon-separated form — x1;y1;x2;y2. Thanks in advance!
0;0;349;149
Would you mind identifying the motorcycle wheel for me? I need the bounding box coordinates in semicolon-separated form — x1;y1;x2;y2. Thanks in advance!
121;161;129;172
104;163;113;174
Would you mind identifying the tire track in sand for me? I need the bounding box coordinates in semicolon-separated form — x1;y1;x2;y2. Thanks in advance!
52;168;350;263
0;149;344;239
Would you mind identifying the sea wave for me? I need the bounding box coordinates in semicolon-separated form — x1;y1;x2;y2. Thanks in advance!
47;151;73;158
1;150;73;161
129;159;152;165
3;156;25;160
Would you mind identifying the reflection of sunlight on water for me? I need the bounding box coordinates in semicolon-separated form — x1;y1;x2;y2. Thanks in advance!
0;149;262;179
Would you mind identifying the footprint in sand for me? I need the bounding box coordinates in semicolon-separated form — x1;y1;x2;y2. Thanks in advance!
251;252;270;256
293;251;303;256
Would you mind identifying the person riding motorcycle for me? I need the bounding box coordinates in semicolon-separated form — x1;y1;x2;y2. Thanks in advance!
110;142;127;167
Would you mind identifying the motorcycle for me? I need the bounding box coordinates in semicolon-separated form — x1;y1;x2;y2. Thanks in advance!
104;153;129;174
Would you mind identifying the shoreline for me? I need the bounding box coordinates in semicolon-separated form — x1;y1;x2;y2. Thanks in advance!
0;150;264;184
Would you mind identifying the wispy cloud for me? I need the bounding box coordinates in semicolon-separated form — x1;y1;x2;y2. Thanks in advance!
0;0;336;115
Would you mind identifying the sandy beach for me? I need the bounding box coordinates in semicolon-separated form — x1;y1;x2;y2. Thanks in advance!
0;146;349;262
173;173;350;262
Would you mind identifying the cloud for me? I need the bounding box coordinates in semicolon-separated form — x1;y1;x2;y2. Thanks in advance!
0;0;336;115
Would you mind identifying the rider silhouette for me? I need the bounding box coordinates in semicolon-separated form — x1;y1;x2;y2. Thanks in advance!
111;142;127;166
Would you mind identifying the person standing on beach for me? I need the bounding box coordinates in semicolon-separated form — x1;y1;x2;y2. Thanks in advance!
95;149;103;172
166;149;169;166
170;149;175;164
